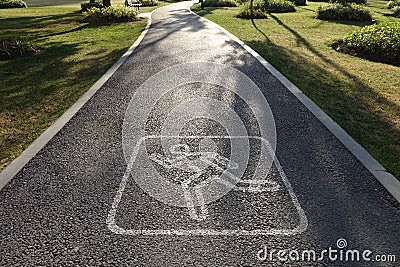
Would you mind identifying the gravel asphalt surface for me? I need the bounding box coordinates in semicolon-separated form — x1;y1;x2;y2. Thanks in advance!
0;1;399;266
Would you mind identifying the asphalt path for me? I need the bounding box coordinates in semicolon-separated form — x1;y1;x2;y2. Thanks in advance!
0;1;399;266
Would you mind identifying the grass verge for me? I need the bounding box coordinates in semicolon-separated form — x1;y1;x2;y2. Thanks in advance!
0;5;147;171
192;1;400;178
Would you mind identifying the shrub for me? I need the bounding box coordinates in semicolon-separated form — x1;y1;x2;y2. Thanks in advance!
265;0;296;12
236;0;295;17
316;3;372;21
388;0;400;17
393;6;400;17
81;1;103;12
203;0;237;7
83;6;139;24
236;2;269;18
290;0;306;6
0;0;27;8
141;0;159;6
0;39;39;61
343;22;400;59
387;0;400;9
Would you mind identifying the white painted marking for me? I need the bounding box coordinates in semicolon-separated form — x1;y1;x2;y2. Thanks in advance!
182;172;208;221
107;135;308;236
147;142;239;221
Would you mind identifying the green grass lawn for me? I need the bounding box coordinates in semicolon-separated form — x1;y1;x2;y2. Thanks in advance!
0;4;147;171
193;1;400;178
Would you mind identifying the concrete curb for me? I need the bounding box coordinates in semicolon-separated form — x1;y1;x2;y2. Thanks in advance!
188;4;400;203
0;14;154;191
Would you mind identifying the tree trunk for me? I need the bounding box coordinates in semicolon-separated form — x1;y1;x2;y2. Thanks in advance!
103;0;111;7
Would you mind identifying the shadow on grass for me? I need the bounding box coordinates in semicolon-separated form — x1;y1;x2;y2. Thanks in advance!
0;39;127;168
0;43;125;112
193;6;220;16
24;0;83;7
41;24;88;37
0;11;136;44
0;12;82;30
251;17;272;44
320;19;375;26
248;16;400;177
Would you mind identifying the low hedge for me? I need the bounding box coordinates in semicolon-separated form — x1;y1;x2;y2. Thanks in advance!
316;3;372;21
343;22;400;59
81;1;103;12
0;0;27;8
203;0;238;7
83;6;139;23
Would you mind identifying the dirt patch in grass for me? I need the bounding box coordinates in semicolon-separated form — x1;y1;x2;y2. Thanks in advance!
0;39;41;61
332;40;400;67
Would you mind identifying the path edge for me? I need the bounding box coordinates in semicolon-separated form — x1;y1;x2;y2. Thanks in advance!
188;4;400;203
0;14;154;191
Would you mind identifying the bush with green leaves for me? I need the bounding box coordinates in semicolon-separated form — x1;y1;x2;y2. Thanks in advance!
236;2;268;18
81;1;103;12
343;22;400;59
266;0;296;12
393;6;400;17
83;6;139;24
203;0;237;7
316;3;372;21
141;0;159;6
236;0;295;17
0;0;27;8
387;0;400;9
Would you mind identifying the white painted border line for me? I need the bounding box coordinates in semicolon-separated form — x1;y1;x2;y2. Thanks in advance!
107;135;308;236
188;4;400;203
0;13;154;191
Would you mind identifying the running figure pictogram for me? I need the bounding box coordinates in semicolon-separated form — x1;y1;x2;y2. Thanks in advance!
148;143;280;221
